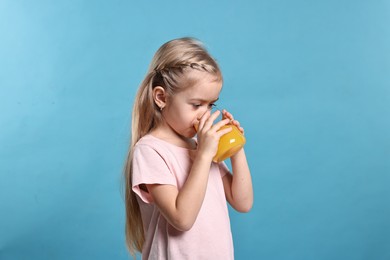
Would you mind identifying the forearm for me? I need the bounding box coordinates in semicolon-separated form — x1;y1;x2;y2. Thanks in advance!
229;149;253;212
174;154;212;230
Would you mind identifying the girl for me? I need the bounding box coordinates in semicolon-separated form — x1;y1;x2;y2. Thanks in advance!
124;37;253;259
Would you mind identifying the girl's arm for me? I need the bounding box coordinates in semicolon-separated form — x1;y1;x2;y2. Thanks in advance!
222;149;253;212
146;111;231;231
221;110;254;212
146;153;213;231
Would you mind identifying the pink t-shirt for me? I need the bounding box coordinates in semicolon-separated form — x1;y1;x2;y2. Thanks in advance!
132;134;234;260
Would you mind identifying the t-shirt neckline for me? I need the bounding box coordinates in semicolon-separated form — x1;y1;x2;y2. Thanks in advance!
146;134;198;152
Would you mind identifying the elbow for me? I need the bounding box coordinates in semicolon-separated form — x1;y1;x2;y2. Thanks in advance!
176;222;194;232
238;204;253;213
235;203;253;213
170;216;195;232
233;198;253;213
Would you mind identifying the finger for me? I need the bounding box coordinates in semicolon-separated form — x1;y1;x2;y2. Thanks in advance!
216;125;233;137
203;110;221;130
198;110;211;130
232;122;244;134
225;110;234;121
232;119;240;127
222;110;234;121
221;109;228;118
210;118;230;132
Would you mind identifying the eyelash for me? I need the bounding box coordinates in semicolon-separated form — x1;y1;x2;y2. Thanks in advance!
192;103;216;109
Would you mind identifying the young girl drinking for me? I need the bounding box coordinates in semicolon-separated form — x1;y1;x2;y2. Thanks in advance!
124;37;253;259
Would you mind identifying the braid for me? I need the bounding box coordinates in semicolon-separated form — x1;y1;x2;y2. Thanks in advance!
155;62;208;73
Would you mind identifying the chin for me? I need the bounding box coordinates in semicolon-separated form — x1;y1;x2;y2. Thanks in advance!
183;133;196;139
189;133;197;139
182;130;197;139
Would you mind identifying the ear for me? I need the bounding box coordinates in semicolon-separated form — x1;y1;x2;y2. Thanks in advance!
152;86;167;110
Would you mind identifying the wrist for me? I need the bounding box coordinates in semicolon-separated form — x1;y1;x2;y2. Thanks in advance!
196;145;217;162
230;148;245;162
194;150;214;165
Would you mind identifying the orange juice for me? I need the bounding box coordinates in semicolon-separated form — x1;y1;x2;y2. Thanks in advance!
213;124;246;162
194;123;246;162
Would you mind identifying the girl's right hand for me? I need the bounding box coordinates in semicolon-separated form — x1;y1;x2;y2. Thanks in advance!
195;110;232;160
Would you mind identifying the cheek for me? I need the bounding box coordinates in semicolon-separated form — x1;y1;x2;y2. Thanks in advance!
177;110;195;127
169;111;188;126
165;104;195;128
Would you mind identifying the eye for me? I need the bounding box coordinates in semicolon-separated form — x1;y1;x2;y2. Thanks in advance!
208;103;217;109
191;102;217;110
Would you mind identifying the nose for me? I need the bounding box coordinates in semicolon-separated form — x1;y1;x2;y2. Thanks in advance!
196;107;210;120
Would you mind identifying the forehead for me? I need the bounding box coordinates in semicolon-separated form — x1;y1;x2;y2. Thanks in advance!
181;71;223;101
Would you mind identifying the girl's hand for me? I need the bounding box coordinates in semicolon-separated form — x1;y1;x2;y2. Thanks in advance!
222;109;245;134
196;110;231;160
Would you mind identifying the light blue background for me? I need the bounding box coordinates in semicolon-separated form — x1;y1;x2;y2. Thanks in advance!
1;1;389;259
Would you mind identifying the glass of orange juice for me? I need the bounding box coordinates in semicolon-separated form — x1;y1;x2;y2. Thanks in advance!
212;124;246;162
194;117;246;163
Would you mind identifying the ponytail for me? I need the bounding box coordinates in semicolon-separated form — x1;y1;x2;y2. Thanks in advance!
124;71;160;257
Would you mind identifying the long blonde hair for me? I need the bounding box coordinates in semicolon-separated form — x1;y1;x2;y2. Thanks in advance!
124;37;222;257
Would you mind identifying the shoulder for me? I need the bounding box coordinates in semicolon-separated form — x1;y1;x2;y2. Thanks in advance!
132;135;175;180
134;135;164;156
135;134;166;151
133;134;178;162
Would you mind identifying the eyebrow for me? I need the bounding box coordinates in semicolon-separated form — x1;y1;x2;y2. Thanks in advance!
189;97;219;103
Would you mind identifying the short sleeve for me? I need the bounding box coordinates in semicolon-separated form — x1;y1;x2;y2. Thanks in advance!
132;144;177;203
218;161;231;178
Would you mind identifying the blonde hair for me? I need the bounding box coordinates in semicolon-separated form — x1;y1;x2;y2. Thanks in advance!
123;37;222;257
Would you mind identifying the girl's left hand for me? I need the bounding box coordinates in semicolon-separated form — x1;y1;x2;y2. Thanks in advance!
222;109;245;134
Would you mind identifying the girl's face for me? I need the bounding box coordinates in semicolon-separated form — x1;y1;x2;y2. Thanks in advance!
161;71;223;140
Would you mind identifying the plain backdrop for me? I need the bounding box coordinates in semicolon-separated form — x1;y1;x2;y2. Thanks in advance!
1;1;389;259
